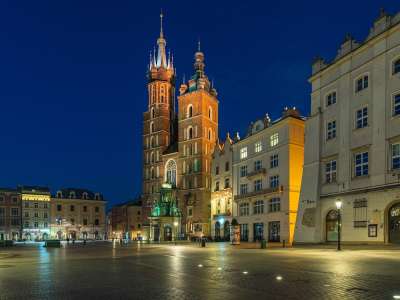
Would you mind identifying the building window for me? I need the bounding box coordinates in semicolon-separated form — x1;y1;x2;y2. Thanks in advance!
24;221;29;228
253;200;264;214
240;147;248;159
356;107;368;129
269;198;281;212
25;202;29;208
83;219;88;226
325;160;337;183
326;120;336;140
188;127;193;139
34;203;38;208
83;206;87;212
239;203;249;216
215;166;219;175
326;91;337;106
95;219;99;226
270;133;279;147
188;207;193;217
11;208;18;216
254;141;262;153
12;197;17;203
270;175;279;188
355;75;368;92
193;159;200;173
44;222;48;228
95;206;99;213
254;179;262;191
34;222;38;228
151;107;155;118
394;93;400;116
270;154;279;168
0;197;3;202
353;198;368;228
150;122;155;133
368;224;378;237
187;105;193;118
240;165;247;177
71;218;75;225
43;212;48;219
254;160;262;171
240;224;249;241
393;58;400;75
208;106;213;120
208;129;212;140
215;181;220;192
240;184;248;195
354;152;369;177
392;143;400;170
57;204;62;211
224;178;230;189
34;212;38;218
225;162;229;171
70;205;75;212
24;212;29;218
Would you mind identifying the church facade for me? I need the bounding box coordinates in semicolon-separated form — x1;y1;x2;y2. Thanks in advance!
142;14;218;240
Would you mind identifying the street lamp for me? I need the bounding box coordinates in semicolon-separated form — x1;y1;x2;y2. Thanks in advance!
335;200;343;251
173;221;178;243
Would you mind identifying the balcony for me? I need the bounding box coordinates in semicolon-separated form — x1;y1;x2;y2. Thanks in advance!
234;186;283;201
246;168;266;178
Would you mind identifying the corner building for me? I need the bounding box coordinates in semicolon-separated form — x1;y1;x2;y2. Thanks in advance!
294;10;400;244
142;16;218;239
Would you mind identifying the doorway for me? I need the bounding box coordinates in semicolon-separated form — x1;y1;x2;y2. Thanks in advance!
164;225;172;241
326;210;339;242
268;221;280;242
253;223;264;241
389;203;400;244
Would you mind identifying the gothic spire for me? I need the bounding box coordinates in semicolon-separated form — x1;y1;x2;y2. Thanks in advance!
156;10;167;68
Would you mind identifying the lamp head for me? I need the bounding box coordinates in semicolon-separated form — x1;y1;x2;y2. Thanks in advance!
335;200;343;210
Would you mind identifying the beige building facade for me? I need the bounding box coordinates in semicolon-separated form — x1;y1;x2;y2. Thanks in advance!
233;109;305;244
295;10;400;244
211;134;234;240
50;188;106;240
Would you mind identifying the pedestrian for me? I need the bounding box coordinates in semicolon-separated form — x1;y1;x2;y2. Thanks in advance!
66;237;70;244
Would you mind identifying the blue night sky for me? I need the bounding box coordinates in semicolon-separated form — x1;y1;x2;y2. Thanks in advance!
0;1;397;206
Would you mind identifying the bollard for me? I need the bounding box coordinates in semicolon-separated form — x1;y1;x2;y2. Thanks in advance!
201;238;206;248
261;239;267;249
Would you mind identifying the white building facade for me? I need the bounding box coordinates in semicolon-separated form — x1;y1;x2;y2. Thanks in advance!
233;109;304;244
295;10;400;244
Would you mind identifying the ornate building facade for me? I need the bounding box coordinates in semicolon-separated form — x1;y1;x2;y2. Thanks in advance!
142;14;218;239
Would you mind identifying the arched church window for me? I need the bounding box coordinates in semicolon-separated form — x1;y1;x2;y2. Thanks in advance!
151;108;155;118
208;129;212;140
165;159;177;187
150;122;155;133
188;127;193;139
208;106;213;120
151;167;155;179
151;152;154;163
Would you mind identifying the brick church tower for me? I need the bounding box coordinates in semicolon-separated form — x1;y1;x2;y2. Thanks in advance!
177;42;219;237
142;12;176;228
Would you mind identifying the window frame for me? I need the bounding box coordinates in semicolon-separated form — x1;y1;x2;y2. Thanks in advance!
355;106;368;129
240;147;248;159
254;141;262;153
325;159;337;183
354;151;369;177
393;92;400;117
270;154;279;168
392;143;400;170
270;133;279;147
354;73;369;93
326;120;337;141
325;90;337;107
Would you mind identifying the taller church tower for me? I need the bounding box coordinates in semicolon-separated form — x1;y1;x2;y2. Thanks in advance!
177;43;219;237
142;13;176;227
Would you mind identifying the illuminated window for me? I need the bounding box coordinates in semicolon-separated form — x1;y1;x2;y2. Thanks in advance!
239;203;249;216
270;133;279;147
325;160;337;183
240;147;248;159
326;120;336;140
254;141;262;153
355;75;368;93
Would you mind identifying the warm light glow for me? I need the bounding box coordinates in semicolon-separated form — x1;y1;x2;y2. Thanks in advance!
198;264;203;268
276;275;283;281
22;194;51;201
335;200;342;209
217;267;222;271
173;221;178;227
242;271;248;275
393;296;400;299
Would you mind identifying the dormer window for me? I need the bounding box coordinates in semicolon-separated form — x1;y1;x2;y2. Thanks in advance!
393;58;400;75
95;193;100;201
355;75;368;93
69;192;75;199
82;192;88;200
57;191;62;198
151;108;156;118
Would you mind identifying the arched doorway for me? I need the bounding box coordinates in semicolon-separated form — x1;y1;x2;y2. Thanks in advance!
326;210;339;242
214;221;221;240
164;225;172;241
224;221;230;241
389;203;400;244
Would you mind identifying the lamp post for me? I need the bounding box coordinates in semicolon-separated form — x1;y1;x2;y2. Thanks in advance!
335;200;343;251
173;221;178;244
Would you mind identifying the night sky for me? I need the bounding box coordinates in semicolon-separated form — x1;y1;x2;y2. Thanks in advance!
0;1;397;207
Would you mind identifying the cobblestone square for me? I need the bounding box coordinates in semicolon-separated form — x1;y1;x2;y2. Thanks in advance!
1;242;400;299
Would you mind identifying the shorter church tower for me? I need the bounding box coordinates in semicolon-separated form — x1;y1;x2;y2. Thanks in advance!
142;13;176;229
177;43;219;237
